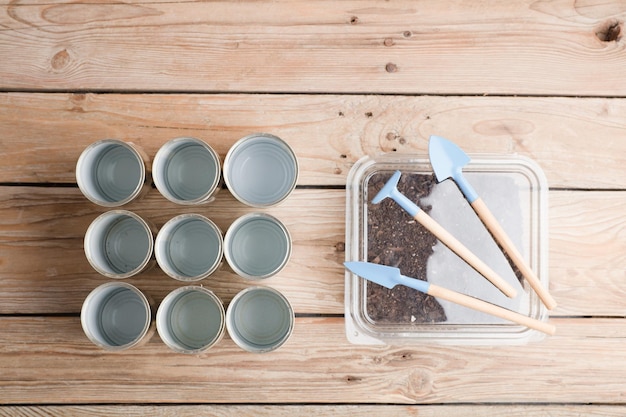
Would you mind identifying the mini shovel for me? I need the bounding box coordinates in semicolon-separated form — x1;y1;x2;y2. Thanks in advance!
344;261;555;335
373;171;517;298
428;135;556;310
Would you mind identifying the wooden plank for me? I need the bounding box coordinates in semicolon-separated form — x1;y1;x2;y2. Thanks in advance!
1;404;625;417
550;190;626;316
1;0;623;411
0;1;625;95
1;93;626;188
1;186;624;316
0;316;623;404
0;187;345;314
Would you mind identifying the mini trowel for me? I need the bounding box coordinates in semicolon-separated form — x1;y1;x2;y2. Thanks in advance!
428;135;556;310
344;261;555;335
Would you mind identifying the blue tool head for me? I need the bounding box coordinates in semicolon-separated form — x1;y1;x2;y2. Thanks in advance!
371;170;421;217
428;135;479;202
344;261;399;289
371;170;402;204
428;135;471;183
344;261;431;294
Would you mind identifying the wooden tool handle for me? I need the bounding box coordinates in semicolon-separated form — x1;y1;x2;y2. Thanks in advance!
428;284;556;335
414;210;518;298
471;198;557;310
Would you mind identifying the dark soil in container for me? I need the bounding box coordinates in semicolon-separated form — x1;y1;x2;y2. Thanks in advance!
366;172;447;324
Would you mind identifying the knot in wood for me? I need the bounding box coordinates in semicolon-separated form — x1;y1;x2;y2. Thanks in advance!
596;20;622;42
406;368;434;399
51;49;70;70
385;63;398;73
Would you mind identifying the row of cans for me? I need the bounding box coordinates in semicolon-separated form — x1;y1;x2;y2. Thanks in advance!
76;133;298;207
82;283;294;354
85;210;291;281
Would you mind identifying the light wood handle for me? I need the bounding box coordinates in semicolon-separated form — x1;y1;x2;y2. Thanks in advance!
414;210;518;298
471;198;557;310
428;284;556;335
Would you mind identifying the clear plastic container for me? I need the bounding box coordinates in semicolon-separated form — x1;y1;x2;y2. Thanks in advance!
345;153;549;345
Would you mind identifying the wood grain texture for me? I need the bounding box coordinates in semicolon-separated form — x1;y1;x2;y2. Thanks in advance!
0;187;345;314
549;190;626;316
2;93;626;188
1;186;624;317
0;316;624;404
1;0;625;409
0;1;625;95
1;404;625;417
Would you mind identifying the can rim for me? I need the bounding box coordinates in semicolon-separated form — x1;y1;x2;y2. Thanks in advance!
76;139;148;207
223;133;298;207
152;137;222;205
80;282;152;351
84;210;155;279
155;213;224;281
223;212;292;280
225;286;294;353
156;286;226;354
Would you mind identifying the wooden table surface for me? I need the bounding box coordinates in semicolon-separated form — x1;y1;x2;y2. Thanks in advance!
1;1;625;415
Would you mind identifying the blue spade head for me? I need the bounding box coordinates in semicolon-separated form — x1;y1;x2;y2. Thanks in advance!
428;135;478;202
428;135;471;182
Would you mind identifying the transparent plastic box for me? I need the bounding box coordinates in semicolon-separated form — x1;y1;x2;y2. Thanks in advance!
345;153;549;345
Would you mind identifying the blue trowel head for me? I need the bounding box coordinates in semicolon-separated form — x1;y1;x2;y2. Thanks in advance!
344;261;401;289
428;135;471;183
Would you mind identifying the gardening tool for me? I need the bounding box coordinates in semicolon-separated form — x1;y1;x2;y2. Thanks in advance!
428;135;556;310
372;171;517;298
344;261;555;335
